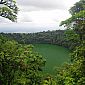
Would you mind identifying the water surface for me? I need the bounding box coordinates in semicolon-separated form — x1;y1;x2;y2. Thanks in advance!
34;44;70;74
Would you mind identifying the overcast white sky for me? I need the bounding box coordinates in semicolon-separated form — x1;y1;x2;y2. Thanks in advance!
0;0;80;33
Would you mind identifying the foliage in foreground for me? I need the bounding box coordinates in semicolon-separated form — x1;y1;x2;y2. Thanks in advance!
55;0;85;85
0;0;18;22
0;35;46;85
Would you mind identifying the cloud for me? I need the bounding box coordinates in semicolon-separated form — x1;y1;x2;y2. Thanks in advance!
0;0;80;33
18;9;71;24
17;0;66;10
18;5;41;12
17;12;33;22
0;22;64;33
16;0;78;24
0;0;79;24
0;16;12;23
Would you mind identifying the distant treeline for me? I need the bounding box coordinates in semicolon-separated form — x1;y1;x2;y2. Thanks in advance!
0;30;76;50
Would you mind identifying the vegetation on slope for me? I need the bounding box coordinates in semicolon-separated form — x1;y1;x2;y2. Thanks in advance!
0;35;46;85
55;0;85;84
0;30;75;50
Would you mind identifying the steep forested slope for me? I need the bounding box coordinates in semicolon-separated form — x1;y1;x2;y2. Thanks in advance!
0;30;75;50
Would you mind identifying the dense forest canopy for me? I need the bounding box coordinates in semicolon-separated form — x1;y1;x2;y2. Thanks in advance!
0;30;65;45
0;30;76;50
0;35;46;85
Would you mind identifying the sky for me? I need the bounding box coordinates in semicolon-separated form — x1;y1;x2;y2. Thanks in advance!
0;0;80;33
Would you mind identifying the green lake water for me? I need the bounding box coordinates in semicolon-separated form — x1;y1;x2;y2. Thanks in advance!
33;44;70;74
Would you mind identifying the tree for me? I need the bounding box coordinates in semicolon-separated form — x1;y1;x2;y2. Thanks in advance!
0;30;66;48
60;0;85;41
0;0;18;22
0;35;46;85
56;0;85;85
